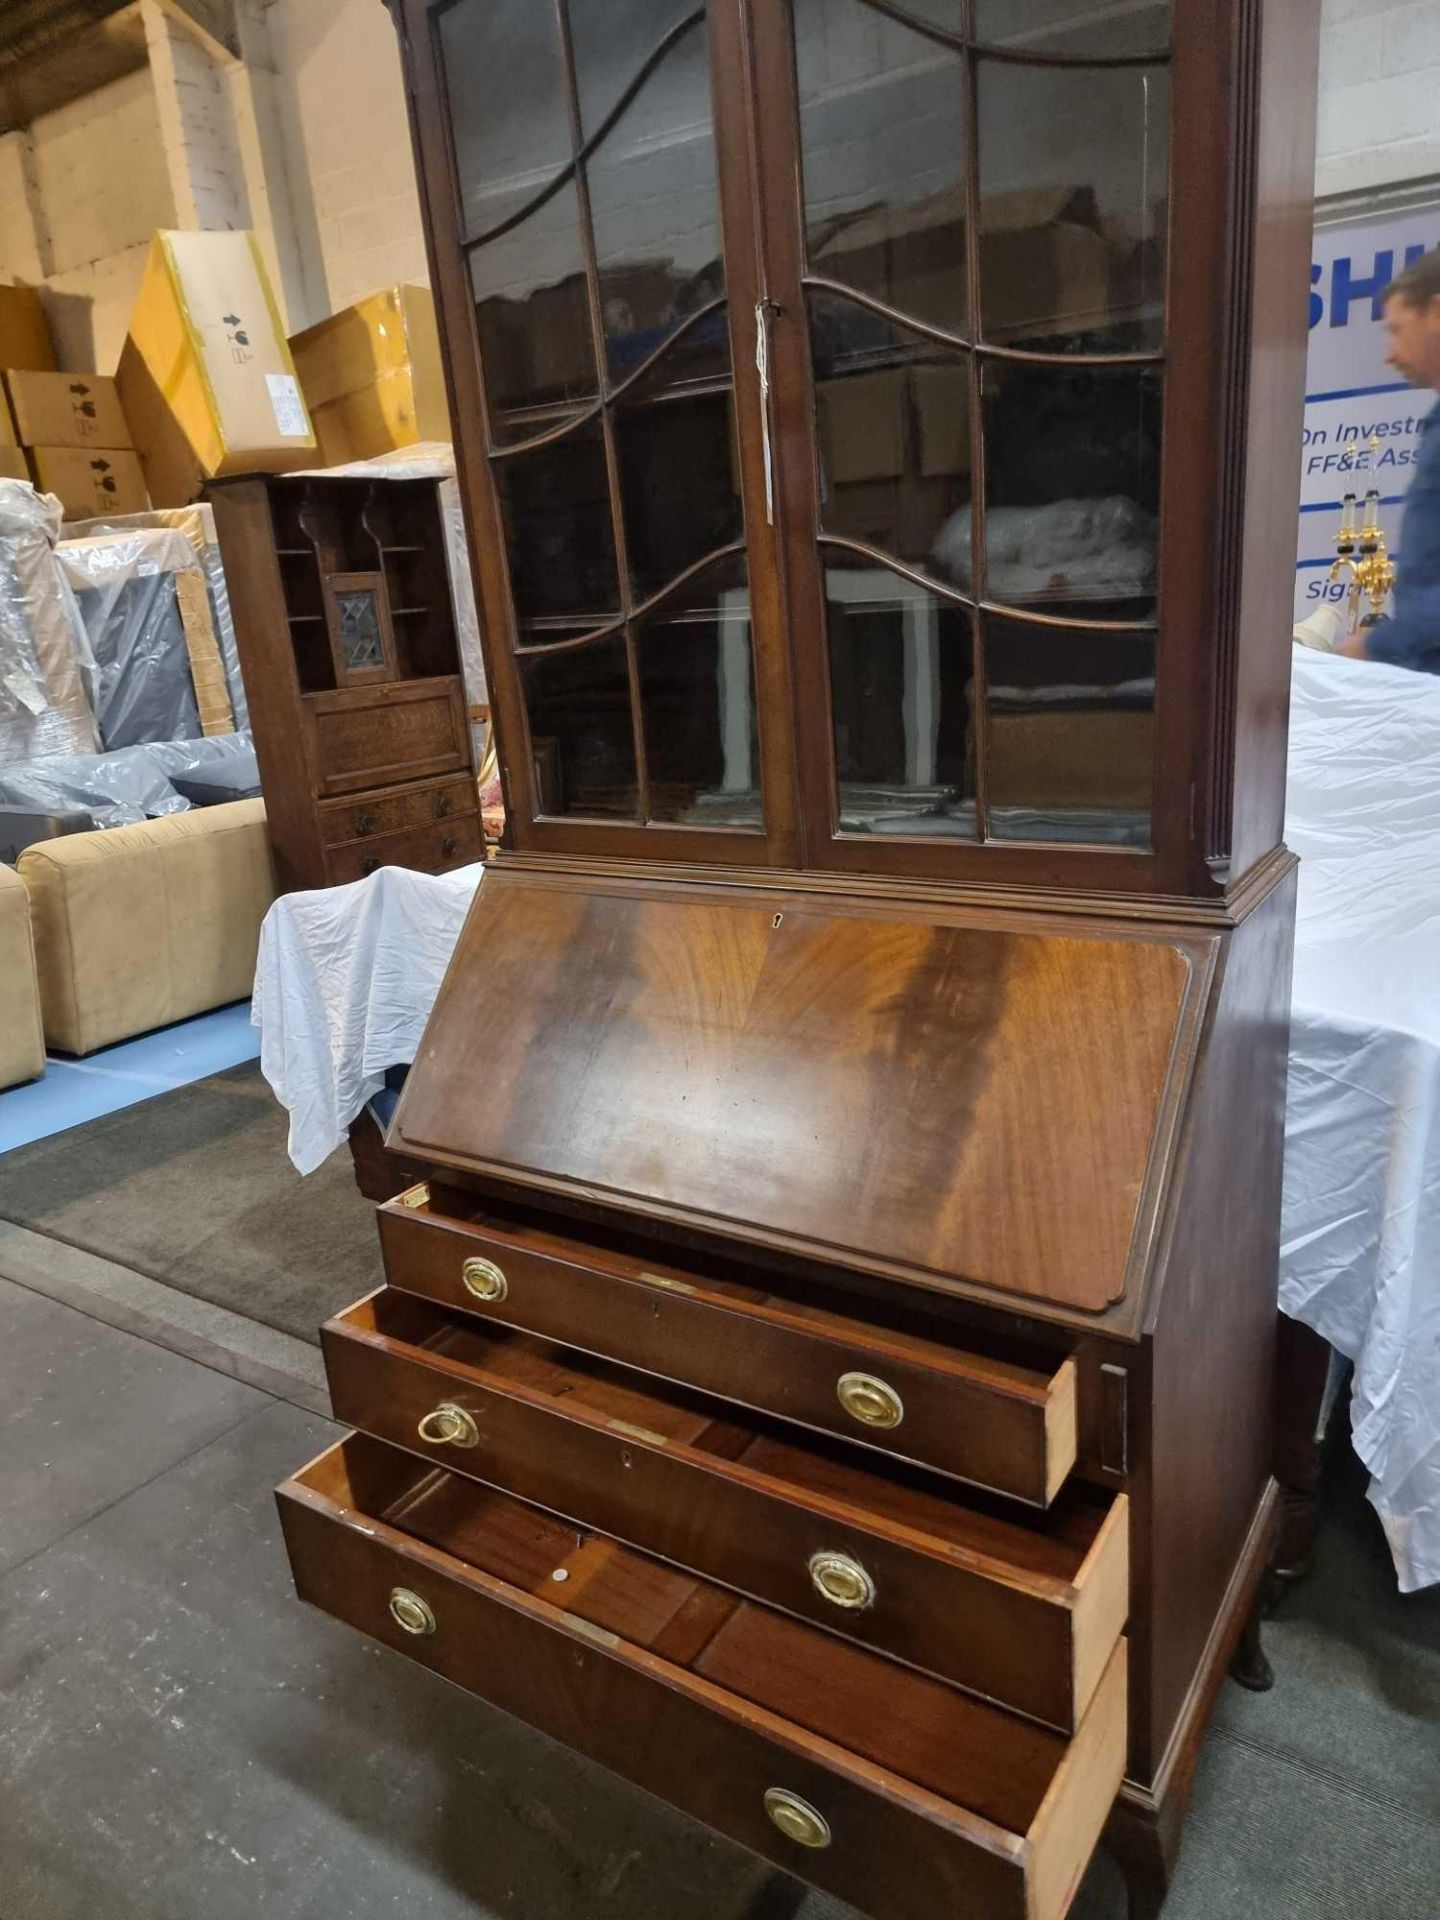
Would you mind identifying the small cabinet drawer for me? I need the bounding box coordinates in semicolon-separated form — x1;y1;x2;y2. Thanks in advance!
379;1198;1079;1508
325;812;482;885
278;1432;1127;1920
305;676;468;798
323;1288;1128;1732
319;776;475;847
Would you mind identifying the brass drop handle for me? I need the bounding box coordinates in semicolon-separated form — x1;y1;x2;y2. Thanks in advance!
435;790;452;817
388;1587;436;1636
440;834;457;858
417;1401;479;1449
763;1788;831;1850
360;855;379;877
461;1255;507;1303
356;808;378;835
836;1370;904;1430
808;1550;875;1611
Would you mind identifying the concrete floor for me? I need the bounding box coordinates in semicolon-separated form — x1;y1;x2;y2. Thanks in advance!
1;1243;1437;1920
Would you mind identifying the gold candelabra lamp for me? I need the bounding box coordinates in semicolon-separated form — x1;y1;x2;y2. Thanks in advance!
1329;437;1396;630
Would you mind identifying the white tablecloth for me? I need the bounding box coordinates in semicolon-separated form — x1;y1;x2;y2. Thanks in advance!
252;650;1440;1591
252;861;482;1177
1282;650;1440;1592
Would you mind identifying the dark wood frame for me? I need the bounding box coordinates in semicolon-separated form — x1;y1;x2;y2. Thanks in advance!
394;0;1306;909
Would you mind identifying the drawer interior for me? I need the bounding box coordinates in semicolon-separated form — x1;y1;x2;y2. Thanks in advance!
334;1289;1117;1594
297;1432;1112;1840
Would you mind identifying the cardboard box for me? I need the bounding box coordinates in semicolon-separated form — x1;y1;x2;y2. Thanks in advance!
0;284;56;371
29;447;149;519
290;283;449;464
116;230;315;506
0;448;30;482
5;371;132;449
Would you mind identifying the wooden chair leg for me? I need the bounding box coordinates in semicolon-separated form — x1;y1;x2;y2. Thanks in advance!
1229;1600;1274;1692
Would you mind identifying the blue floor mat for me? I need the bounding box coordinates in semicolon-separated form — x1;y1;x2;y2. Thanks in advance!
0;1002;261;1155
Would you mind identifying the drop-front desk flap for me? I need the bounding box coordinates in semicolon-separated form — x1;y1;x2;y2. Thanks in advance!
389;869;1218;1326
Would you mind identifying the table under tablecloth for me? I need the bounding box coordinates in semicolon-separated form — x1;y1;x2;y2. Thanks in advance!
252;648;1440;1591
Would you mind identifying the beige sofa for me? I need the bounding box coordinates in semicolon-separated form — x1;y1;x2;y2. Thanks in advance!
18;798;275;1056
0;862;46;1089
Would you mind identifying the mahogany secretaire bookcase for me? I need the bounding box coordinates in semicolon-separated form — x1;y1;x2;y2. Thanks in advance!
276;4;1320;1914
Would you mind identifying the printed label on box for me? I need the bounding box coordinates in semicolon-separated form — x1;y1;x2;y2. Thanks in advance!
267;373;310;438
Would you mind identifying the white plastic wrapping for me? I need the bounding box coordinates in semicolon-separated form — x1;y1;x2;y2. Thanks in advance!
0;479;99;767
930;495;1157;601
66;504;247;730
55;529;209;749
252;860;484;1174
1282;649;1440;1593
0;732;259;827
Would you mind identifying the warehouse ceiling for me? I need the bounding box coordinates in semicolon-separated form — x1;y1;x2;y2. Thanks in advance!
0;0;238;135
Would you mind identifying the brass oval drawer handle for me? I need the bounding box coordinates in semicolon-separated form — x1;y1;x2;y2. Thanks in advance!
461;1255;507;1303
360;855;380;877
435;791;452;818
836;1370;904;1430
388;1587;436;1637
763;1788;831;1850
440;834;458;858
417;1402;479;1449
808;1549;875;1611
356;808;378;836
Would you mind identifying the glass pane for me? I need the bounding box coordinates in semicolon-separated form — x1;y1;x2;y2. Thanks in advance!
983;616;1153;845
810;292;971;577
439;0;571;242
336;589;385;671
577;6;725;381
494;422;619;625
635;555;761;827
616;368;742;604
976;60;1168;350
981;361;1161;619
795;0;968;338
520;634;639;818
974;0;1169;57
570;0;701;141
825;555;976;836
470;181;597;439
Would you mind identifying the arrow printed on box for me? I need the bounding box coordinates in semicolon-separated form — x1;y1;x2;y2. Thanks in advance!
90;458;111;472
222;313;241;325
69;382;89;396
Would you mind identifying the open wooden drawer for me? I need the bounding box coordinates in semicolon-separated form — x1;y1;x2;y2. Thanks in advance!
379;1195;1080;1508
278;1433;1126;1920
323;1288;1127;1732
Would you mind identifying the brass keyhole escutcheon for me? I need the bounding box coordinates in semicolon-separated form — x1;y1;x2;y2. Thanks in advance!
764;1788;832;1850
417;1401;479;1449
836;1370;904;1430
388;1587;436;1637
461;1256;508;1303
808;1550;875;1611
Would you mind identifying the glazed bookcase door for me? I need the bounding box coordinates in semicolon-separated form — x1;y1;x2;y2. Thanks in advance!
401;0;798;864
752;0;1186;888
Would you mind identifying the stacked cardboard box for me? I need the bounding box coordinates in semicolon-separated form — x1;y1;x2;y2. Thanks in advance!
290;283;449;465
3;370;148;517
0;286;54;484
117;231;316;506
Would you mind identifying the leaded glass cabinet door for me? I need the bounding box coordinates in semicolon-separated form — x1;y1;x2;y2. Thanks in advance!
406;0;797;863
755;0;1176;885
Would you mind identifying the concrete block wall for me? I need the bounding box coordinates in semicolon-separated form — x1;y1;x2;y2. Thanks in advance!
143;0;249;233
7;69;176;371
1317;0;1440;199
264;0;427;324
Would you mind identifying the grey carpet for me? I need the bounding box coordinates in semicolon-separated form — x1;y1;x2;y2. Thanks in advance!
0;1061;382;1344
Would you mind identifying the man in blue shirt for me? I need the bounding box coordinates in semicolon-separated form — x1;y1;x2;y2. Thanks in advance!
1340;248;1440;670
